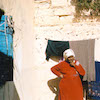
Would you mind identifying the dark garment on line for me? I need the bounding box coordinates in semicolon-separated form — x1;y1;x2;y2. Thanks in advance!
0;52;13;86
46;40;70;60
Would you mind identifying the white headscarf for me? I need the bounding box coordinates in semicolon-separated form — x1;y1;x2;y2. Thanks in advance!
63;49;75;59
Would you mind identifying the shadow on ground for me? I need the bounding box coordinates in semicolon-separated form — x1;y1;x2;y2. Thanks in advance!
47;77;61;100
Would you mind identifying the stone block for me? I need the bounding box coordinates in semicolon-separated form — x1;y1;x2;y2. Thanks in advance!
53;7;74;16
34;0;50;3
35;16;59;26
51;0;67;7
34;8;53;17
34;2;50;9
59;16;74;24
35;15;75;26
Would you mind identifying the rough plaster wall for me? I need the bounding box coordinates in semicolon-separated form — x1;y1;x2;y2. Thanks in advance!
0;0;100;100
0;0;35;100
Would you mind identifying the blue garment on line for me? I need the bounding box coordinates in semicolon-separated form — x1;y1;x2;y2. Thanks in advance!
95;61;100;82
0;15;13;57
0;15;13;86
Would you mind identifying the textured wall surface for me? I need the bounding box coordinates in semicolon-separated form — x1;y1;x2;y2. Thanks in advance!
0;0;100;100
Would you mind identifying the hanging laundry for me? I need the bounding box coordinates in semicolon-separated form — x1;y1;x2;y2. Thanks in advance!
46;39;95;81
0;15;13;86
95;61;100;82
69;39;95;82
46;40;70;60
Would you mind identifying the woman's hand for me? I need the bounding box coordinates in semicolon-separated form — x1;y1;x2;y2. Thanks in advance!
60;74;64;78
70;62;75;67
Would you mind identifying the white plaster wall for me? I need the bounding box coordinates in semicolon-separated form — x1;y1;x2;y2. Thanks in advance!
95;38;100;61
0;0;35;100
0;0;100;100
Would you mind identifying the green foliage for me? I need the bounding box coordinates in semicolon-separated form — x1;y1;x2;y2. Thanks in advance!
71;0;100;16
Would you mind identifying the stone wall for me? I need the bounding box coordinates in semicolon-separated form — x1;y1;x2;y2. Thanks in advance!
34;0;100;40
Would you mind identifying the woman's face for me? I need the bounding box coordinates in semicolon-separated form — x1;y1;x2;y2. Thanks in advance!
67;56;75;63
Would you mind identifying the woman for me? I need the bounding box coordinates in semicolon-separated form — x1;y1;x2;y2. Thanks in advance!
51;49;85;100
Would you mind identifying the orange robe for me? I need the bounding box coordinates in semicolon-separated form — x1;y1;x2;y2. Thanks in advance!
51;60;85;100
